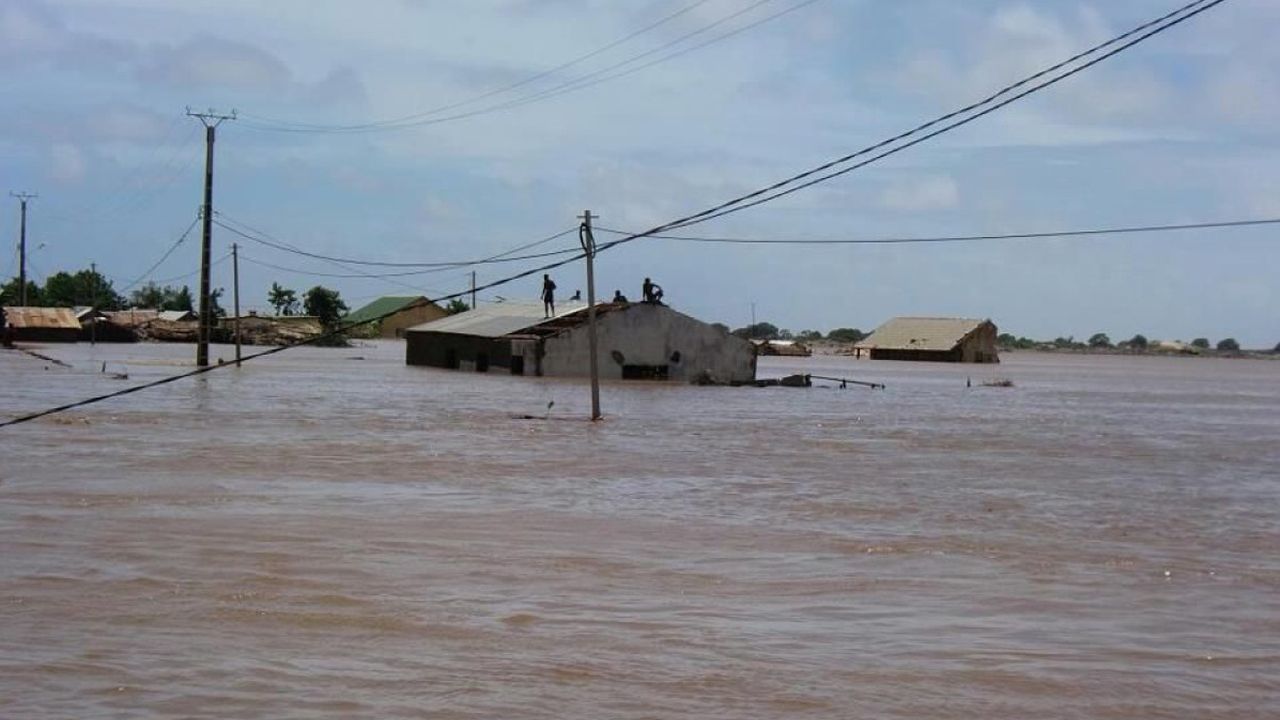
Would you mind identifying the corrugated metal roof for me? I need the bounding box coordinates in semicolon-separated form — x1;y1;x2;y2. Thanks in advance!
345;296;433;325
2;306;81;330
158;310;196;322
855;317;990;352
405;300;587;338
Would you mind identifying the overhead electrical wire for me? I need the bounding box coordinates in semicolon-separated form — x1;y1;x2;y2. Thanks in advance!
0;0;1230;429
241;0;716;132
213;214;579;269
116;215;202;293
593;217;1280;245
240;0;815;134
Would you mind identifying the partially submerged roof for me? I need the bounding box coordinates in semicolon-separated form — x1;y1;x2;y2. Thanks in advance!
856;317;992;352
405;300;588;338
158;310;196;322
104;309;160;327
345;296;436;326
2;306;81;330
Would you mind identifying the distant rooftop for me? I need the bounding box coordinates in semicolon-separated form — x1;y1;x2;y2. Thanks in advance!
856;317;992;352
405;300;588;338
345;296;434;326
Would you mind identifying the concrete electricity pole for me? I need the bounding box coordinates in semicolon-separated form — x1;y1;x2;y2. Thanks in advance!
187;108;235;367
578;210;601;422
10;192;37;305
232;242;242;367
470;271;477;310
90;262;98;346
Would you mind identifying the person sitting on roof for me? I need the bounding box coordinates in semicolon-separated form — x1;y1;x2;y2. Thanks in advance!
570;290;582;301
612;290;628;303
642;277;664;304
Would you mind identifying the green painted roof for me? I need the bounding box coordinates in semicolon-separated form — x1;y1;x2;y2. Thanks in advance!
344;296;430;325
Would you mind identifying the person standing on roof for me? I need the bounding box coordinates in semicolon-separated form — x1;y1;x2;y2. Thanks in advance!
541;274;557;317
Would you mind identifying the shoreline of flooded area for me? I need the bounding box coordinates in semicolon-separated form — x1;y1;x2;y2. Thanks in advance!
2;342;1278;718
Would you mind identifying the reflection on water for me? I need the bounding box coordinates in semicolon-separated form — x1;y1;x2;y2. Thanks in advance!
2;341;1278;718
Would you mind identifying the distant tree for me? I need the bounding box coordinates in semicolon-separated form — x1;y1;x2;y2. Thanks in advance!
0;278;41;306
163;286;194;312
1053;336;1083;349
777;328;794;340
41;268;124;309
1191;337;1210;349
1216;337;1240;352
1126;334;1149;350
130;282;165;309
1088;333;1112;348
796;329;824;341
303;285;348;329
827;327;865;344
444;298;470;315
711;322;730;334
731;322;780;340
267;282;299;316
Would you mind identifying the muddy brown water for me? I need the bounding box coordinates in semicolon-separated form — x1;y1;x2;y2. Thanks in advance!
1;341;1278;718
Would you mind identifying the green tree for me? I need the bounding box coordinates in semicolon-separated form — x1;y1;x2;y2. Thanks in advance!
731;322;780;340
130;282;166;309
827;327;865;343
163;286;194;312
1191;337;1210;349
1088;333;1112;348
1216;338;1240;352
0;278;41;305
303;285;348;329
267;282;299;315
1126;334;1149;350
796;330;823;341
41;268;124;309
444;298;470;314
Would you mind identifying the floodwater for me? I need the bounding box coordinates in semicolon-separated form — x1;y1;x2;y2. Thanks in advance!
1;341;1277;719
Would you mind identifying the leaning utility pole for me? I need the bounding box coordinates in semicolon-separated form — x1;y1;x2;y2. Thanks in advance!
186;108;235;367
578;210;601;422
10;192;36;305
232;242;242;367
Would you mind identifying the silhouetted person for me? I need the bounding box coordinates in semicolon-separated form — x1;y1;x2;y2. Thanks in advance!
612;290;628;303
642;277;664;304
570;289;582;301
541;274;557;317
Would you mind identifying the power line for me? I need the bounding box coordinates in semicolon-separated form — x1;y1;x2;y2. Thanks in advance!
237;247;580;279
240;0;716;132
594;217;1280;245
240;0;814;134
237;254;461;295
213;214;579;269
116;216;202;293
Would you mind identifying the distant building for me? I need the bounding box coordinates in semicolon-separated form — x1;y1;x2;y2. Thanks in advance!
751;339;812;357
158;309;197;322
854;317;999;363
405;301;756;383
344;296;448;338
1;306;82;342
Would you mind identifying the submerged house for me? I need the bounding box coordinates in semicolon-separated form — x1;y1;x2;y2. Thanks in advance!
345;296;447;338
1;306;82;343
405;301;756;383
854;317;999;363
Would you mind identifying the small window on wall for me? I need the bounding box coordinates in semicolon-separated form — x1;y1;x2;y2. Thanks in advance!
622;365;669;380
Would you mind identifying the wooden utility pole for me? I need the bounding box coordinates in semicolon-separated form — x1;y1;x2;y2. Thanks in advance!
90;262;97;346
470;271;477;310
10;192;36;305
187;108;235;367
578;210;601;421
232;242;242;367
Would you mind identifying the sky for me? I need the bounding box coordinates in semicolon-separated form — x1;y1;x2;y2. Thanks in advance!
2;0;1278;347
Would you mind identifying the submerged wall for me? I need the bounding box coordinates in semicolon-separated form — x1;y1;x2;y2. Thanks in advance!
532;303;756;383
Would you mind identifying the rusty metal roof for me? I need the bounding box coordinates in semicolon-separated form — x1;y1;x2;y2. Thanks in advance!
2;306;81;330
405;300;588;338
855;317;991;352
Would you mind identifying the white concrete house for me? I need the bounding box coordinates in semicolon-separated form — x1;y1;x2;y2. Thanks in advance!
405;301;756;384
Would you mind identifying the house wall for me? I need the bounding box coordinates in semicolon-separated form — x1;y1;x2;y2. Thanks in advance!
405;331;516;372
532;304;756;383
382;303;448;339
958;322;1000;363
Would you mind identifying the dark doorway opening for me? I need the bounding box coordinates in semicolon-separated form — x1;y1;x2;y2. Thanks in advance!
510;356;525;376
476;353;490;373
622;364;669;380
445;349;459;369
